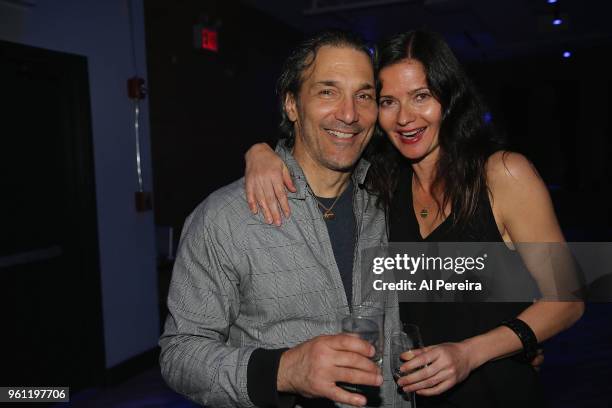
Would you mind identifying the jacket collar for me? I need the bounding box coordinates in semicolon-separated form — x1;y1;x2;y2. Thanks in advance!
275;138;371;200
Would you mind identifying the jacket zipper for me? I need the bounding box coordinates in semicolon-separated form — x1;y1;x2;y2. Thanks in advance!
350;176;363;311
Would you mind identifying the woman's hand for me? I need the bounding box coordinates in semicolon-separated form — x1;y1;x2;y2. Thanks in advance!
244;143;296;225
396;342;477;396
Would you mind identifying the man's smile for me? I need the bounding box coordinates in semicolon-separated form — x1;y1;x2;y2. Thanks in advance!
324;128;362;141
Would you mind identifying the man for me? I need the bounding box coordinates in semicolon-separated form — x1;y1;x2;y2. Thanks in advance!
160;30;405;408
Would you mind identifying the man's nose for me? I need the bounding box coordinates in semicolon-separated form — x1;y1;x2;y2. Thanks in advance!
336;96;359;124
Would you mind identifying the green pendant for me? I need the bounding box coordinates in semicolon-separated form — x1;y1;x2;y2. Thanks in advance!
419;208;429;218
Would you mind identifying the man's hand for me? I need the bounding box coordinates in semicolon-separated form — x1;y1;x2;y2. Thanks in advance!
277;334;383;407
244;143;295;226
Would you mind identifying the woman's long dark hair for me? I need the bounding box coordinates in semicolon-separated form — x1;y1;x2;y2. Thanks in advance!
364;30;505;230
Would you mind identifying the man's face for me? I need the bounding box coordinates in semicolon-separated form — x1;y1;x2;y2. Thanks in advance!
285;45;377;173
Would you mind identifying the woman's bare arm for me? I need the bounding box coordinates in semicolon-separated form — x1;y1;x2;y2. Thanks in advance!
244;143;295;226
397;152;584;396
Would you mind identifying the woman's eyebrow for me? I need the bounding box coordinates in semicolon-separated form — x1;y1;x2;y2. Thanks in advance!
408;87;430;94
379;87;429;98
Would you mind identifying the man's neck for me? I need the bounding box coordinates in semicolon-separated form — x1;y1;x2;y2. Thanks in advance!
306;167;352;198
293;150;352;198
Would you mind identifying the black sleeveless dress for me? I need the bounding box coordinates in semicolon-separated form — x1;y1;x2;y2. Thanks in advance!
389;164;545;408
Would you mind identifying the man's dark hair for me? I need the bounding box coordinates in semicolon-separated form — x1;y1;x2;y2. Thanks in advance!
276;30;373;147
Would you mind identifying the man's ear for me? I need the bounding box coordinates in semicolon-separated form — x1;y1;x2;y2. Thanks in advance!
284;93;298;122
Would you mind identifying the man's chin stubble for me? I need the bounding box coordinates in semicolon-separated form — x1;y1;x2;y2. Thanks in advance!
322;159;358;173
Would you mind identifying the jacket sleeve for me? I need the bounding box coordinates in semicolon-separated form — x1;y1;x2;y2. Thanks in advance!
159;206;258;408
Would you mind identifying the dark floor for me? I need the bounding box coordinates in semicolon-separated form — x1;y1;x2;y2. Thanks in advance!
539;303;612;407
55;304;611;407
54;368;198;408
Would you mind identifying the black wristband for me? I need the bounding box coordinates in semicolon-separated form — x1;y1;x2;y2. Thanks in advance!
501;318;538;362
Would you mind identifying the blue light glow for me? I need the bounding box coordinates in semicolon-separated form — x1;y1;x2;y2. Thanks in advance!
547;0;557;4
553;18;563;25
483;112;493;123
563;51;571;58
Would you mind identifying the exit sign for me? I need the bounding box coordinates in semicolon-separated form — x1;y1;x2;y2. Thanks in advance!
194;26;218;52
201;28;218;51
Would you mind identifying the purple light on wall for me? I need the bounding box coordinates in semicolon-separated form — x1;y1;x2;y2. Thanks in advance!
563;51;571;58
552;18;563;25
483;112;493;123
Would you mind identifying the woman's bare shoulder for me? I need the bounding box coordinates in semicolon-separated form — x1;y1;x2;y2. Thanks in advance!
486;150;542;190
485;150;563;242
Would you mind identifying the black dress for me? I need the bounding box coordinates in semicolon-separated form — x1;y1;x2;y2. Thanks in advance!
389;164;545;408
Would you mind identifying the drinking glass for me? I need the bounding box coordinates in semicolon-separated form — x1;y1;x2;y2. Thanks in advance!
341;304;385;366
390;323;424;406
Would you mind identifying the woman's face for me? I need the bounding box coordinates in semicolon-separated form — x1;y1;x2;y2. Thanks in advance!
378;59;443;162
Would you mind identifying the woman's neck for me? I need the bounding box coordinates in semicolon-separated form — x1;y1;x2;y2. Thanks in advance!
411;148;440;194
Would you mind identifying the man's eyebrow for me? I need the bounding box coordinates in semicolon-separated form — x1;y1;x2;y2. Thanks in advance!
359;83;375;91
313;80;340;87
313;81;375;90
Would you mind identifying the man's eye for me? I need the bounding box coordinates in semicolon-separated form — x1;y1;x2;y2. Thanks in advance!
320;89;334;96
357;93;373;101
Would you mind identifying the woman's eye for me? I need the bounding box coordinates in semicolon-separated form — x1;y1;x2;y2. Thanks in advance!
379;99;394;107
415;93;430;102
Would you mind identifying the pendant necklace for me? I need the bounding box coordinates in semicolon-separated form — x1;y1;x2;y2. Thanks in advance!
314;193;342;220
312;181;349;221
412;176;431;219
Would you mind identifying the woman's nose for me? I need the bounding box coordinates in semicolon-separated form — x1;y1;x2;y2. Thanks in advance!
397;106;415;126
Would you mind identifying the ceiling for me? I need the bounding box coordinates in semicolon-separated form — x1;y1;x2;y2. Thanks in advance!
242;0;612;61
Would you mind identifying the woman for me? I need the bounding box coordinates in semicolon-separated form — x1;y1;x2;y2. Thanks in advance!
244;31;584;407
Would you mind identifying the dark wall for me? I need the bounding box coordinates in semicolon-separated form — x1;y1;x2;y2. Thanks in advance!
1;0;160;368
468;46;612;239
145;1;611;239
145;0;301;228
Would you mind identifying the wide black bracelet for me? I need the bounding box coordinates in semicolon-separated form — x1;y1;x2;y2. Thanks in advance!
501;318;539;362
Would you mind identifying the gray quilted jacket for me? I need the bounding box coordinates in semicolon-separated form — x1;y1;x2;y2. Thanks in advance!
159;143;409;408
